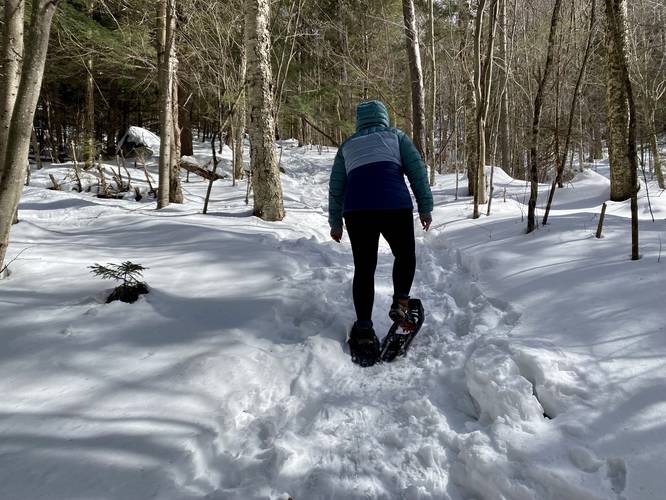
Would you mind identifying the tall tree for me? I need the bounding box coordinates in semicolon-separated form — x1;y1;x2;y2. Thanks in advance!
498;0;511;175
472;0;499;218
0;0;61;271
157;0;177;208
0;0;24;188
170;52;183;203
427;0;437;185
245;0;284;221
604;0;633;201
83;0;95;169
628;0;666;190
604;0;640;259
543;0;596;225
527;0;562;233
402;0;427;160
233;37;247;182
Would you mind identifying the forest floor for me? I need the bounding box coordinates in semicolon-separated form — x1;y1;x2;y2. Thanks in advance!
1;141;665;500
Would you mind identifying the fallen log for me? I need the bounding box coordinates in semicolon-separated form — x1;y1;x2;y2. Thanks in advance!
180;157;228;181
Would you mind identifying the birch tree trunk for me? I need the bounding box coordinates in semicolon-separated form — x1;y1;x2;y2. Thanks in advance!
0;0;60;270
604;0;633;201
157;0;175;209
245;0;285;221
402;0;427;160
0;0;24;188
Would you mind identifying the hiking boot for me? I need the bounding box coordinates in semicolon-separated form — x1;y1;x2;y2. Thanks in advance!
348;321;380;367
389;297;411;323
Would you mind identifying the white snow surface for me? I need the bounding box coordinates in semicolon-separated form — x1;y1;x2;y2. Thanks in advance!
1;144;665;500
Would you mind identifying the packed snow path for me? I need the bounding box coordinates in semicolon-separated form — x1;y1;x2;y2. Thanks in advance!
2;144;664;499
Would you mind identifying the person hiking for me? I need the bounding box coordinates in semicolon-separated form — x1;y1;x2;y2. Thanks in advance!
328;100;433;365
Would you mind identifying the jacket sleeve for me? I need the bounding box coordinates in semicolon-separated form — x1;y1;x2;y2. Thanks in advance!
328;148;347;229
397;130;434;214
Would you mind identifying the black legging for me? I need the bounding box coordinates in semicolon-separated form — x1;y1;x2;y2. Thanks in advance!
344;209;416;323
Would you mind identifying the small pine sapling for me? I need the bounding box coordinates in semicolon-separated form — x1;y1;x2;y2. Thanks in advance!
89;261;149;303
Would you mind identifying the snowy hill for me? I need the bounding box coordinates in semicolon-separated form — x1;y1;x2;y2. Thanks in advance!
1;144;664;499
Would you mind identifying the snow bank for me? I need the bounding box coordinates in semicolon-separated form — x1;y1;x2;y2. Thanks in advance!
118;126;161;156
464;342;544;423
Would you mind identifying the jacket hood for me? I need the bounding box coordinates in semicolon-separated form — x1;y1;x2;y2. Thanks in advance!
355;100;390;132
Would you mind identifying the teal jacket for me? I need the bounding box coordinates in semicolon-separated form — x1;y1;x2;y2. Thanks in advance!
328;100;433;230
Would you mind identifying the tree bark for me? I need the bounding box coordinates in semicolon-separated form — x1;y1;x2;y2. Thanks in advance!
604;0;633;201
169;54;183;203
649;115;664;189
179;82;193;157
402;0;427;160
527;0;562;233
157;0;175;209
499;0;511;175
245;0;285;221
472;0;499;218
427;0;437;186
84;0;95;169
457;0;477;196
233;40;247;182
0;0;24;188
0;0;60;270
603;0;639;258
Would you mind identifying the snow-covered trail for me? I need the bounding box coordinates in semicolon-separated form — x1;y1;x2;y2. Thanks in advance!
1;144;656;499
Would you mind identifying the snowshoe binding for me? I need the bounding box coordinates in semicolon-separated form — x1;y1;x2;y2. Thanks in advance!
348;322;380;367
380;298;424;362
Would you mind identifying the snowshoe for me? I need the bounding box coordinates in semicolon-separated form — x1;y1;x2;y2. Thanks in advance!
348;322;380;367
380;298;424;362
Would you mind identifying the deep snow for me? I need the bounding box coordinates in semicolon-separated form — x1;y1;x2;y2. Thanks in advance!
0;142;664;499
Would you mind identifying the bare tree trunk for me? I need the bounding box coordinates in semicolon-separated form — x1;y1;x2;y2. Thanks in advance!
31;127;42;170
427;0;437;185
0;0;60;270
0;0;24;188
458;0;477;196
273;0;303;137
245;0;285;221
527;0;562;233
402;0;427;159
604;0;633;201
590;119;603;160
543;0;596;225
499;0;511;175
84;0;95;169
473;0;499;218
578;99;585;171
233;40;247;182
604;0;639;258
179;82;193;157
649;113;664;189
157;0;175;209
170;56;183;203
